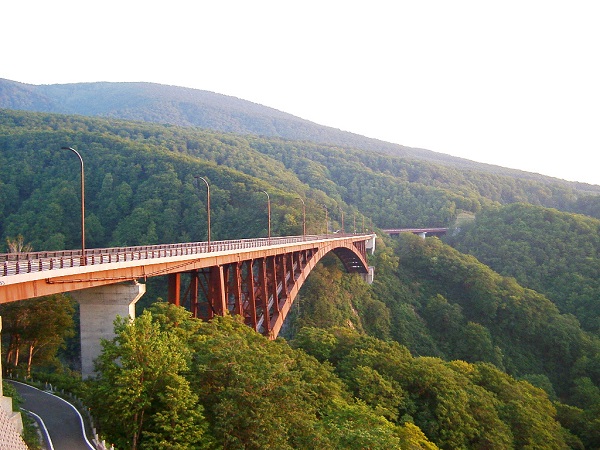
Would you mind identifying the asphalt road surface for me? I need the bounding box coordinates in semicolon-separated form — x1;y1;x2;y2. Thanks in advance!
7;380;95;450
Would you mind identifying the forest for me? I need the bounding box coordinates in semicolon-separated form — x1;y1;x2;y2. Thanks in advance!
3;78;600;191
1;108;600;449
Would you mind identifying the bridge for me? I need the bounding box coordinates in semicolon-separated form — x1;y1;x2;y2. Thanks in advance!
382;227;448;238
0;233;376;377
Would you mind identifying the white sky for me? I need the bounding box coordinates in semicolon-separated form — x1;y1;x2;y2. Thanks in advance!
3;1;599;185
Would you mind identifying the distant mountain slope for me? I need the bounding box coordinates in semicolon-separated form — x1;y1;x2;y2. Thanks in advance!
2;78;597;192
448;203;600;333
0;78;426;154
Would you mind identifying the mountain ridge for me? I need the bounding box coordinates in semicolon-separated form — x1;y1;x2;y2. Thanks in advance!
2;77;597;191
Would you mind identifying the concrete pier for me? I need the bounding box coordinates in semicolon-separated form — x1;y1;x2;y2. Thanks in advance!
71;281;146;378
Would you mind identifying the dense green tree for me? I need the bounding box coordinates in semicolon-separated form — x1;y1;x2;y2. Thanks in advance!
2;108;596;257
450;203;600;333
175;314;415;449
91;310;212;450
294;264;349;330
389;233;599;392
0;295;75;377
470;363;569;449
554;402;598;449
294;328;572;449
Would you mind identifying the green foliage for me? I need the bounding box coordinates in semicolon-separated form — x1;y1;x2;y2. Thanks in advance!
0;294;75;377
316;399;405;449
294;264;349;330
91;309;211;449
91;306;421;449
391;234;591;387
282;229;600;446
189;315;359;449
0;113;318;254
1;109;596;258
293;328;571;449
450;203;600;334
554;402;598;449
469;362;568;449
5;79;598;201
291;327;337;363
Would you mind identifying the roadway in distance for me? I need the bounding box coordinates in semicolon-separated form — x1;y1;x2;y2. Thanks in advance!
7;380;95;450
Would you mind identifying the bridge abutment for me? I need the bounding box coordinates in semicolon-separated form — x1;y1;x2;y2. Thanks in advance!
366;235;376;254
71;281;146;378
361;266;375;284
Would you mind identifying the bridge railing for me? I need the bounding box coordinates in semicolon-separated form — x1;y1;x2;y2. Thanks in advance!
0;233;369;277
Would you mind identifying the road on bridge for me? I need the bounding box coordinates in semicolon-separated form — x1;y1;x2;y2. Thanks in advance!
7;380;95;450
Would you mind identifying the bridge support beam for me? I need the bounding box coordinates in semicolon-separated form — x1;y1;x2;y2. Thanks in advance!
71;281;146;379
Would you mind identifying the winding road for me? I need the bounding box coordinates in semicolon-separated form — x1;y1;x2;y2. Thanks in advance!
7;380;95;450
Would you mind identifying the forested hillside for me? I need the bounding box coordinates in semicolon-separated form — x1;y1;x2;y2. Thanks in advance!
1;108;598;253
2;78;600;194
88;304;584;449
2;108;600;448
448;204;600;332
283;234;600;448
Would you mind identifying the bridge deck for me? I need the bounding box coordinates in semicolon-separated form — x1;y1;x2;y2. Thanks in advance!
382;227;448;235
0;233;375;303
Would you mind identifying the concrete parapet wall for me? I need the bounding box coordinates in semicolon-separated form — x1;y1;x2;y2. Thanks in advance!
0;316;27;449
0;406;27;450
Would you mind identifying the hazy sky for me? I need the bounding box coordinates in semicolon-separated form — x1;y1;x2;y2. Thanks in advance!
4;1;599;185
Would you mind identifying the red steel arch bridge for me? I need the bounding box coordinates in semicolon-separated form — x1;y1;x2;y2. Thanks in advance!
0;233;376;377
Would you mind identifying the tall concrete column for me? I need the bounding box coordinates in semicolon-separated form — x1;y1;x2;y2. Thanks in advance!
71;281;146;379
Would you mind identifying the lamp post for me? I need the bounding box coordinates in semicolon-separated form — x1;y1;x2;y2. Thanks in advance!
339;207;344;234
296;196;306;240
324;207;328;237
262;190;271;243
194;176;211;251
61;147;85;263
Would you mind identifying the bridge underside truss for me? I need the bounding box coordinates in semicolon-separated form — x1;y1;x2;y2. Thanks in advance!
168;242;369;339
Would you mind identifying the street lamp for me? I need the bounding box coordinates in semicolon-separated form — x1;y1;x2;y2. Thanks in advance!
296;196;306;240
194;176;211;251
262;190;271;243
324;207;328;237
61;147;85;263
339;207;344;234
